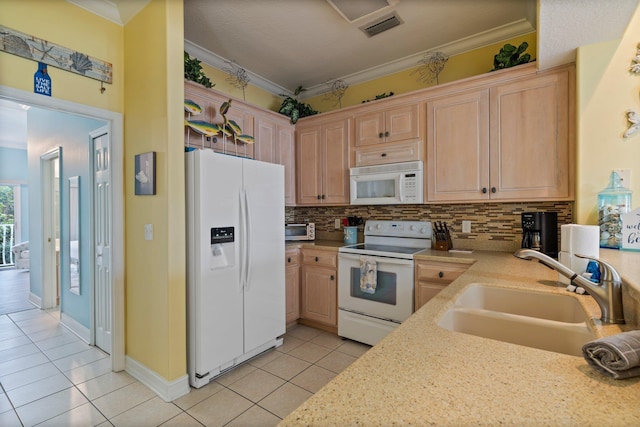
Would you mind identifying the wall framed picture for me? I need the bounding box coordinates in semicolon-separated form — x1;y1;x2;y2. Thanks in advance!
134;151;156;195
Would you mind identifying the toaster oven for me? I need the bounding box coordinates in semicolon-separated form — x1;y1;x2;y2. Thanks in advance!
285;223;315;241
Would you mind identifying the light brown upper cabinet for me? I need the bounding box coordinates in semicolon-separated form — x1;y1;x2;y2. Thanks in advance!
255;114;296;205
354;104;419;146
426;65;574;202
426;88;490;202
296;117;350;205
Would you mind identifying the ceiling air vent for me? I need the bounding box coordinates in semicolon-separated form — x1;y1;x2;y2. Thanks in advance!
360;12;403;38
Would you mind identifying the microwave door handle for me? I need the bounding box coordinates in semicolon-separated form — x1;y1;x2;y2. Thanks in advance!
398;175;405;202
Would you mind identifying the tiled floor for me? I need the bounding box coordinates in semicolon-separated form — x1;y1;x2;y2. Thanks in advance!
0;269;33;315
0;304;370;426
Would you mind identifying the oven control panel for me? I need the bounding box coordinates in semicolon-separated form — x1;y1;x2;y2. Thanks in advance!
364;220;432;238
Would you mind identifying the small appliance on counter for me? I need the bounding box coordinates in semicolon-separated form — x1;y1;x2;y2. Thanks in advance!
285;223;315;241
521;212;558;258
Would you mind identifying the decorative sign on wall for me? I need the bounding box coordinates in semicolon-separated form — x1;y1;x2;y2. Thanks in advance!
34;62;51;96
0;25;112;84
621;208;640;251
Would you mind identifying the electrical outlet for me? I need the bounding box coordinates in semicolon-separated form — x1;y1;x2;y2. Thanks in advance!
613;169;631;187
462;220;471;234
334;219;341;229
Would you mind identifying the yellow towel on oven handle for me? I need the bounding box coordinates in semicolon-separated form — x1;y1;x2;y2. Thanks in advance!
359;256;377;294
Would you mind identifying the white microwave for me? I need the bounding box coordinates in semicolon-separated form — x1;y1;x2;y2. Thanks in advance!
350;161;423;205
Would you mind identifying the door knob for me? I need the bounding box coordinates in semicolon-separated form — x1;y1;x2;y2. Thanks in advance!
378;132;384;138
384;131;390;137
482;188;487;194
491;187;497;193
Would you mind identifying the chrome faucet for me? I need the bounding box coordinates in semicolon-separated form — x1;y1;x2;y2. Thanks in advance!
514;248;624;324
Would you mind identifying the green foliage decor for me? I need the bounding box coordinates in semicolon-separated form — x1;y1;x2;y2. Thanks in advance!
278;86;318;124
184;51;214;88
491;42;532;71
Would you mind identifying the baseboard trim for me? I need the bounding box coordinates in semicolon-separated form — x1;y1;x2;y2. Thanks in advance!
28;292;42;308
125;356;190;402
60;312;90;343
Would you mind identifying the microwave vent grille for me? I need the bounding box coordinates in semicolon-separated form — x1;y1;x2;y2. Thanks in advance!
351;160;423;175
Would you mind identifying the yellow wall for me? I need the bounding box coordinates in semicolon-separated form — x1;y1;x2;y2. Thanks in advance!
124;0;186;381
305;33;537;113
198;62;283;111
0;0;124;113
576;4;640;224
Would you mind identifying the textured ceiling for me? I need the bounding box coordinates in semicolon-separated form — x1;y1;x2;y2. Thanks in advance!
184;0;537;96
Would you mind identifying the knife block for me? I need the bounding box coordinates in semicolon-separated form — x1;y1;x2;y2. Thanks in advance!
433;221;453;251
434;239;450;251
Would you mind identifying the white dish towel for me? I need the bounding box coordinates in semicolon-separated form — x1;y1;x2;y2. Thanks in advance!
359;257;377;294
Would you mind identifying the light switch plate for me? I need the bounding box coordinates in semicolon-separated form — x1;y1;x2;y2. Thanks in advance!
462;220;471;234
144;224;153;241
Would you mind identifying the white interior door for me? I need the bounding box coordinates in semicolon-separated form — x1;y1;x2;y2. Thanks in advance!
92;127;112;354
40;148;60;309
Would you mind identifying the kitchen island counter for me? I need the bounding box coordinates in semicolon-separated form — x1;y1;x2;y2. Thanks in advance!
281;249;640;426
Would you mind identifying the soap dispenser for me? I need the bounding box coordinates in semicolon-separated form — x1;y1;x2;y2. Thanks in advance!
598;171;632;249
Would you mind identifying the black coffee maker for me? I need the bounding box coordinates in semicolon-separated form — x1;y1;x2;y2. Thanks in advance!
521;212;558;258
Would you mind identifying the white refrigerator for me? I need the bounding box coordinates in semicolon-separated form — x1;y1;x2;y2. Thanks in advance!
186;149;285;388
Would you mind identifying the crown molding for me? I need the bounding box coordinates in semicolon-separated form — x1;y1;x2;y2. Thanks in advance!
185;19;533;100
184;40;294;97
301;19;535;98
66;0;123;25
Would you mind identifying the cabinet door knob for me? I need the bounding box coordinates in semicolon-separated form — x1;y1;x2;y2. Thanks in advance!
287;257;292;263
330;275;335;280
482;187;487;194
317;195;321;200
384;131;390;137
378;132;384;138
315;257;319;262
438;271;444;278
491;187;497;193
381;153;387;157
321;194;326;199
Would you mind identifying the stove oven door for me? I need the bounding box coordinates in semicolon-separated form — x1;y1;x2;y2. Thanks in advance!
338;252;414;323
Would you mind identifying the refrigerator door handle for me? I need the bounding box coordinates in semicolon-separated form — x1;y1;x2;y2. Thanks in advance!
244;188;253;291
239;189;246;292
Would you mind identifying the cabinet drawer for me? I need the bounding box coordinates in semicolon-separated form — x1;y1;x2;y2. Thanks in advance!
415;261;468;284
286;250;301;265
354;140;422;167
301;249;337;269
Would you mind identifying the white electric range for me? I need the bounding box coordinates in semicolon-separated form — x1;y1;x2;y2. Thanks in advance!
338;220;432;346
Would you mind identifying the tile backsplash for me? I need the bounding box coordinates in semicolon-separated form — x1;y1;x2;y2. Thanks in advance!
286;202;574;251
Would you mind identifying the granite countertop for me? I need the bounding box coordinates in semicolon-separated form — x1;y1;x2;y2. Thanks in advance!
281;248;640;426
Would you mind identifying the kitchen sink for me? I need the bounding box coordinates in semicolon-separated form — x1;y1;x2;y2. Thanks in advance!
438;284;596;357
448;284;590;323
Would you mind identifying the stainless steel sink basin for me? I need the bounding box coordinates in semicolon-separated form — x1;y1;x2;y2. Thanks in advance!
438;284;596;356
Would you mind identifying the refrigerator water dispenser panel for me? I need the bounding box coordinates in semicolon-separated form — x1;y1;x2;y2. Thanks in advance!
210;227;235;270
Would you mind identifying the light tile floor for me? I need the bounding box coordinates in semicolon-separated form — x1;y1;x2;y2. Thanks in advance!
0;307;370;426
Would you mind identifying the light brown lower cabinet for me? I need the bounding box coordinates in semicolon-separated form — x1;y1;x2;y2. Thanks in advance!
285;249;300;326
414;260;470;311
300;248;338;328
